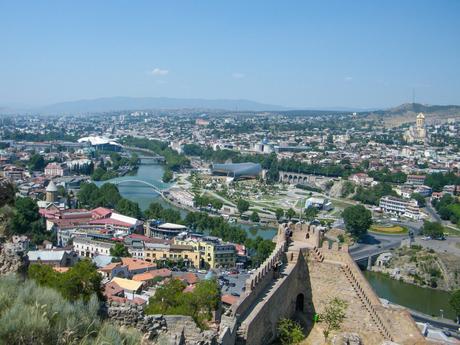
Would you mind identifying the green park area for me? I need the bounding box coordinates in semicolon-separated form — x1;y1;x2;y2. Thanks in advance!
370;224;408;235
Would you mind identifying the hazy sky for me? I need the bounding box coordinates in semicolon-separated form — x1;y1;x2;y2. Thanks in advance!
1;1;459;108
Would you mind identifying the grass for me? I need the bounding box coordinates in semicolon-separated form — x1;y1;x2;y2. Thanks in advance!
370;224;408;235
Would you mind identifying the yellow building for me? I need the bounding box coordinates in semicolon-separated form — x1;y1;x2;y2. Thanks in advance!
174;237;236;269
144;243;200;268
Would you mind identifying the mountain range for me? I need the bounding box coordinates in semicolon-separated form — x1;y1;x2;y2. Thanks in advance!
0;97;459;120
3;97;289;114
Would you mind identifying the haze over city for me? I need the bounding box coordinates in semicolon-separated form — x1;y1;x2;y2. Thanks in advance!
1;1;459;109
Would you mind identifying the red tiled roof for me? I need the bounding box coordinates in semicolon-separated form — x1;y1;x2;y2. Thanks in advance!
179;273;198;285
132;269;171;282
121;258;156;272
104;281;124;297
91;207;112;218
221;294;238;305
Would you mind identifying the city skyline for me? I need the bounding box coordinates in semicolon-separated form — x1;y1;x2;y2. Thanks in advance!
1;1;459;109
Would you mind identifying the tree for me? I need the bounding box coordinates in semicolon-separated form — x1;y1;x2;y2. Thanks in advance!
116;198;141;218
28;260;102;302
421;221;444;239
319;297;348;341
250;211;260;223
277;318;304;345
275;208;284;221
162;169;174;183
411;193;426;207
110;243;131;257
449;289;460;323
286;208;296;220
7;197;49;245
237;199;250;214
342;205;372;239
145;278;220;329
28;153;45;171
145;202;164;219
304;206;319;221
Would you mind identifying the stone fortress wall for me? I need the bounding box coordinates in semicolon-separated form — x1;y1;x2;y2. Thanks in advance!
218;222;426;345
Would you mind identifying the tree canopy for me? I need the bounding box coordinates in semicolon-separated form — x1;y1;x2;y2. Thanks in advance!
342;205;372;238
28;260;103;302
110;243;131;258
237;199;250;214
421;221;445;239
145;278;220;329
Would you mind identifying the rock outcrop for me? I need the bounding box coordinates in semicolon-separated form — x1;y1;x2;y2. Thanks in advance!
0;242;29;275
332;333;363;345
106;301;217;345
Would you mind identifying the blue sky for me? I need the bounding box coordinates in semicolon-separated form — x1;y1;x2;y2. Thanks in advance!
1;1;459;108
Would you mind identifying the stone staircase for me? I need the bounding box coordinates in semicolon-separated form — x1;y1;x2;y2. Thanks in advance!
341;264;393;341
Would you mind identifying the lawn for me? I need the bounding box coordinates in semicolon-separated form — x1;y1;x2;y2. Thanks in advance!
370;224;408;235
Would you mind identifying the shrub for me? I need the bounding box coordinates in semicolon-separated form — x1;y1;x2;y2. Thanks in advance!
0;274;141;345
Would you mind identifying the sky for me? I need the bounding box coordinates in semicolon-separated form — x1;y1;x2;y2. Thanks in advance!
1;0;459;109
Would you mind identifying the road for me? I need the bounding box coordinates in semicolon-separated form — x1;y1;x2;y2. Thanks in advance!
349;232;407;261
410;309;460;339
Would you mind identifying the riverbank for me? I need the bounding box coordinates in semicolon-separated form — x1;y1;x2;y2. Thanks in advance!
363;270;456;320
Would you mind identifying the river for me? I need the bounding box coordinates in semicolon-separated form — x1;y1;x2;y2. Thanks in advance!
363;270;456;320
99;160;277;239
101;160;454;320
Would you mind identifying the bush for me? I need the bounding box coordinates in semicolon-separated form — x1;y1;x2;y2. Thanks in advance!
0;274;141;345
277;318;304;345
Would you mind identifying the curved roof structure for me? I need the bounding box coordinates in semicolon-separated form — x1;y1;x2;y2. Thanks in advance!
211;162;261;178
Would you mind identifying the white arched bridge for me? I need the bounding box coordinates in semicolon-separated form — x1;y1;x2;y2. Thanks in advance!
112;179;166;195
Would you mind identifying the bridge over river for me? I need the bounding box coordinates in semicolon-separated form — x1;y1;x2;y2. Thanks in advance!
112;179;168;196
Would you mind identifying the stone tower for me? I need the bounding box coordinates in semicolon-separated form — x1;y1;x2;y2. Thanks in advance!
45;180;58;203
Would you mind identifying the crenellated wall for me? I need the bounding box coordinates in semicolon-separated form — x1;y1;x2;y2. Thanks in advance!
217;222;426;345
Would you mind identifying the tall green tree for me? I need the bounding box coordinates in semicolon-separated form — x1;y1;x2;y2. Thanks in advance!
342;205;372;239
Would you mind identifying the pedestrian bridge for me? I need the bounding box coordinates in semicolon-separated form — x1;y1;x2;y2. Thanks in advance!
113;179;165;195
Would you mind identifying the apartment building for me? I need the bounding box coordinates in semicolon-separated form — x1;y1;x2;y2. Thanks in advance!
174;236;236;269
379;196;421;220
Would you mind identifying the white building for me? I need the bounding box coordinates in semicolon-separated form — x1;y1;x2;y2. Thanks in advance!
379;196;421;220
73;237;114;258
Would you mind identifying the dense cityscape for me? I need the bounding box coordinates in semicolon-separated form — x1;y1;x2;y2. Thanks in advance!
1;1;460;345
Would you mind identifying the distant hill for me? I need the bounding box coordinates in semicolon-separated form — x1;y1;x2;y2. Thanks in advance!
363;103;460;126
25;97;289;114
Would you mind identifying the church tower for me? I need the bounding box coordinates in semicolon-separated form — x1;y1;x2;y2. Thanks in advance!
416;112;425;128
46;180;58;203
